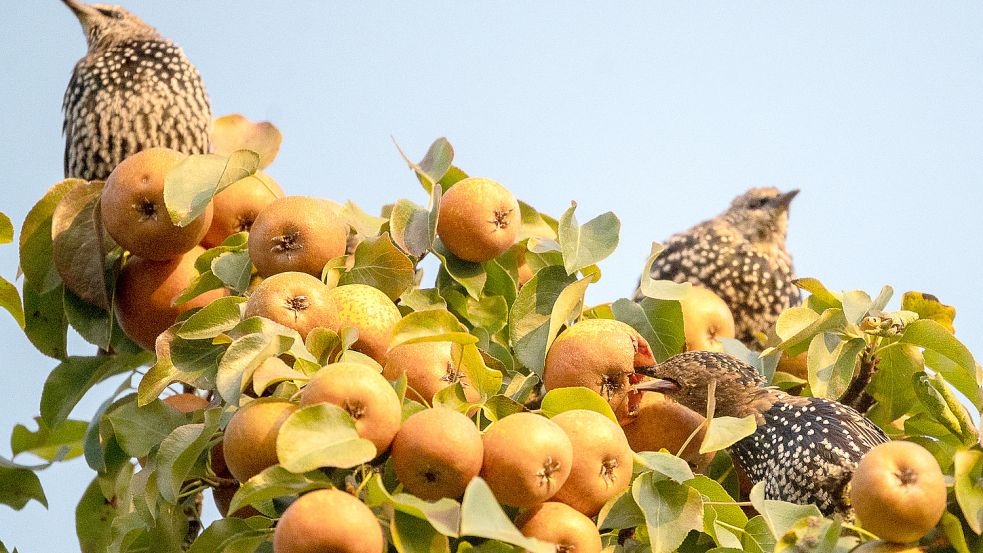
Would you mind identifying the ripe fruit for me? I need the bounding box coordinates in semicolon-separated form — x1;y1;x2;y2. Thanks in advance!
777;350;808;380
324;284;401;363
851;542;926;553
480;412;573;508
850;441;946;543
544;319;656;415
679;286;736;352
248;196;347;277
101;147;214;260
621;392;713;472
437;177;521;262
115;246;227;350
201;173;284;247
300;362;402;454
243;272;334;340
222;400;297;483
162;393;209;413
550;409;633;516
209;443;260;518
273;489;383;553
382;342;481;404
516;502;602;553
390;407;483;500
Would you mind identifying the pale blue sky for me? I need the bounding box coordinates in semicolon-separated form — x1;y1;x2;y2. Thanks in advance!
2;2;982;550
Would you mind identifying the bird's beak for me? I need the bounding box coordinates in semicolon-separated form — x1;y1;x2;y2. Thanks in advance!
62;0;100;27
775;189;799;210
632;366;681;393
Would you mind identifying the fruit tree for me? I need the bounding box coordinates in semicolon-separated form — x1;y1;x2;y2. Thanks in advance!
0;124;980;553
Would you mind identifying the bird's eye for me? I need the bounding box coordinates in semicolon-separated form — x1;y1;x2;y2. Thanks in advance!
747;197;769;209
98;8;124;19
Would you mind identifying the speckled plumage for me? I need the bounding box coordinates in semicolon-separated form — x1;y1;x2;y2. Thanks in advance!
636;188;801;345
62;1;210;181
636;351;889;515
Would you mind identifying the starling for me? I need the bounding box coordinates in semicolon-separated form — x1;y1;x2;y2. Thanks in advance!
61;0;211;181
636;187;801;346
635;351;889;515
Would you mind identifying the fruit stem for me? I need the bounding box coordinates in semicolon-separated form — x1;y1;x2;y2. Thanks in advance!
841;522;879;541
675;418;708;459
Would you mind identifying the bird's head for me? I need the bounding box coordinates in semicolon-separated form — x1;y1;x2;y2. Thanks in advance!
62;0;161;50
721;187;798;244
633;351;768;418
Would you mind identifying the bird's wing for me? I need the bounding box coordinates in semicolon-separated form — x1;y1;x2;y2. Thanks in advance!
809;397;890;457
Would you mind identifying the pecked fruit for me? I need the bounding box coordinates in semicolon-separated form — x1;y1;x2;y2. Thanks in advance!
101;147;214;260
114;246;227;351
437;177;521;262
247;195;347;277
544;318;656;416
480;412;573;508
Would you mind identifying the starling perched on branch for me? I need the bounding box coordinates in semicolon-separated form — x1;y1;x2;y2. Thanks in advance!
636;187;800;346
61;0;211;181
635;351;889;515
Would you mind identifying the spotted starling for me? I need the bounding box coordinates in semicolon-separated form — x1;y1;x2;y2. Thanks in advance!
636;187;800;346
635;351;889;515
62;0;211;181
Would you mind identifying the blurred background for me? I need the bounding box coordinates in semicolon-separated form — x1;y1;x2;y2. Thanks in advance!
1;2;981;550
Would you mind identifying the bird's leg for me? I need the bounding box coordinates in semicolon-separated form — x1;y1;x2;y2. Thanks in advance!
838;343;880;413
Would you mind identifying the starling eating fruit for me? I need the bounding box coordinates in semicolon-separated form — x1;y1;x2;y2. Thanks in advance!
61;0;211;181
635;350;889;515
636;187;801;346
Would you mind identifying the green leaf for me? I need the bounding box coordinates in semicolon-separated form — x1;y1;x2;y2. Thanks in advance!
902;291;956;334
433;240;487;300
0;211;12;244
517;201;558;241
22;279;68;360
901;319;977;381
138;329;223;406
21;179;79;288
480;395;526;422
212;250;252;293
338;233;416;301
635;452;696;484
597;490;646;531
688;475;748;548
459;477;554;553
51;180;113;309
544;272;593;354
866;343;923;421
227;465;331;516
700;415;757;454
76;477;116;553
913;371;972;443
923;349;983;410
558;202;620;275
395;137;455;193
509;265;577;375
638;244;693;300
340;201;387;239
841;290;873;324
11;418;88;462
611;297;685;363
211;114;283;169
391;186;441;258
632;472;703;553
105;397;189;458
770;307;846;355
454;343;504;398
392;510;451;553
365;473;462;537
156;409;222;504
276;403;376;472
953;449;983;535
173;269;225;306
741;516;777;553
0;466;47;510
794;278;842;312
442;289;509;334
41;352;153;428
399;288;448;312
806;334;864;400
64;288;111;350
164;150;260;227
389;309;477;349
0;276;24;329
539;387;618;423
177;296;247;340
188;518;273;553
749;482;822;540
940;511;972;553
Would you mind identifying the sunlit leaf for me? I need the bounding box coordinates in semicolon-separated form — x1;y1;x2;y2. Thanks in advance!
51;180;112;309
634;452;695;484
276;403;376;472
339;233;416;301
433;240;486;300
953;449;983;535
11;418;87;462
632;472;703;553
459;478;554;553
539;387;618;423
558;202;620;275
806;334;864;400
509;266;577;375
749;482;822;540
211;114;283;168
700;415;757;454
611;298;684;363
164;150;260;227
227;465;331;516
389;309;476;350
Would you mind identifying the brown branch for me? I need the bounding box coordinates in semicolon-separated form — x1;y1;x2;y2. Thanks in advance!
839;344;879;413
